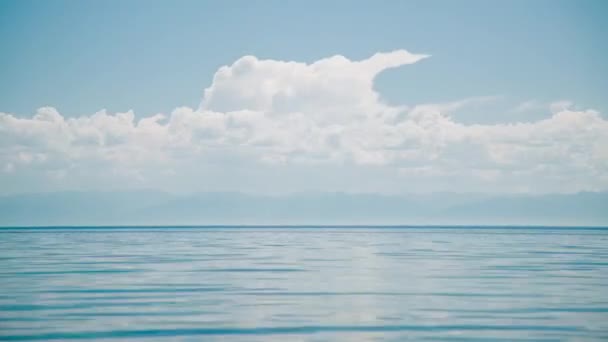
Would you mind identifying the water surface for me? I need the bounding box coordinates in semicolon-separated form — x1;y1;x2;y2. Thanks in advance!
1;227;607;341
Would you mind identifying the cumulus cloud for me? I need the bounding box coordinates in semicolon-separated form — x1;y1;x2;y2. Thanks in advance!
1;50;607;194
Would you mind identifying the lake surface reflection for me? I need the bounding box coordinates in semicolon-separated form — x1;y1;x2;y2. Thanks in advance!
1;227;607;341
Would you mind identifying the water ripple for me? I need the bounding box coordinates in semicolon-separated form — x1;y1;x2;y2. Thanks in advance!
1;227;607;341
0;324;586;340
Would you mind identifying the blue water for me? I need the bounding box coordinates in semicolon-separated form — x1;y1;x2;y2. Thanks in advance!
1;227;607;341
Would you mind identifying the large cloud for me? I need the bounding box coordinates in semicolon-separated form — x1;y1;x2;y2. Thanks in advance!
1;50;607;193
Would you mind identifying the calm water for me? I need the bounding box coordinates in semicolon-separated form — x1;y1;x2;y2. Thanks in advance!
1;227;608;341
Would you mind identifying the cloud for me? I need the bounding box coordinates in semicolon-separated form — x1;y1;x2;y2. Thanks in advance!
201;50;428;115
1;50;607;194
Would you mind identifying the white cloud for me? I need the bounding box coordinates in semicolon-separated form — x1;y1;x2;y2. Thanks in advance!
1;50;607;194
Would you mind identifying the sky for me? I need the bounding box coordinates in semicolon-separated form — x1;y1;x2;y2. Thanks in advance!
0;0;607;195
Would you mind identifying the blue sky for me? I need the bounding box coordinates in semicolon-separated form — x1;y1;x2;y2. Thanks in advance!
1;0;606;117
0;0;607;195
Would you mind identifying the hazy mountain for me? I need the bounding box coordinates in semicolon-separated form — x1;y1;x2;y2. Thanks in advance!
0;191;606;226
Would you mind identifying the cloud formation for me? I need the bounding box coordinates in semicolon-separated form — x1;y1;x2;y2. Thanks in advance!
1;50;607;194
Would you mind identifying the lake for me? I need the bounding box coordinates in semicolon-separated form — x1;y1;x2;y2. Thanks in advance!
1;227;607;341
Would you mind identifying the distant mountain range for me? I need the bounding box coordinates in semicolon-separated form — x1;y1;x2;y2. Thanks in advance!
0;191;606;226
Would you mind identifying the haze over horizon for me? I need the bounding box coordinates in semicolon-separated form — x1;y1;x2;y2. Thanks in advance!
1;190;606;226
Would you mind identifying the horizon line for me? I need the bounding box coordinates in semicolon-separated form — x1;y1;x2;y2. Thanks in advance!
2;224;607;230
